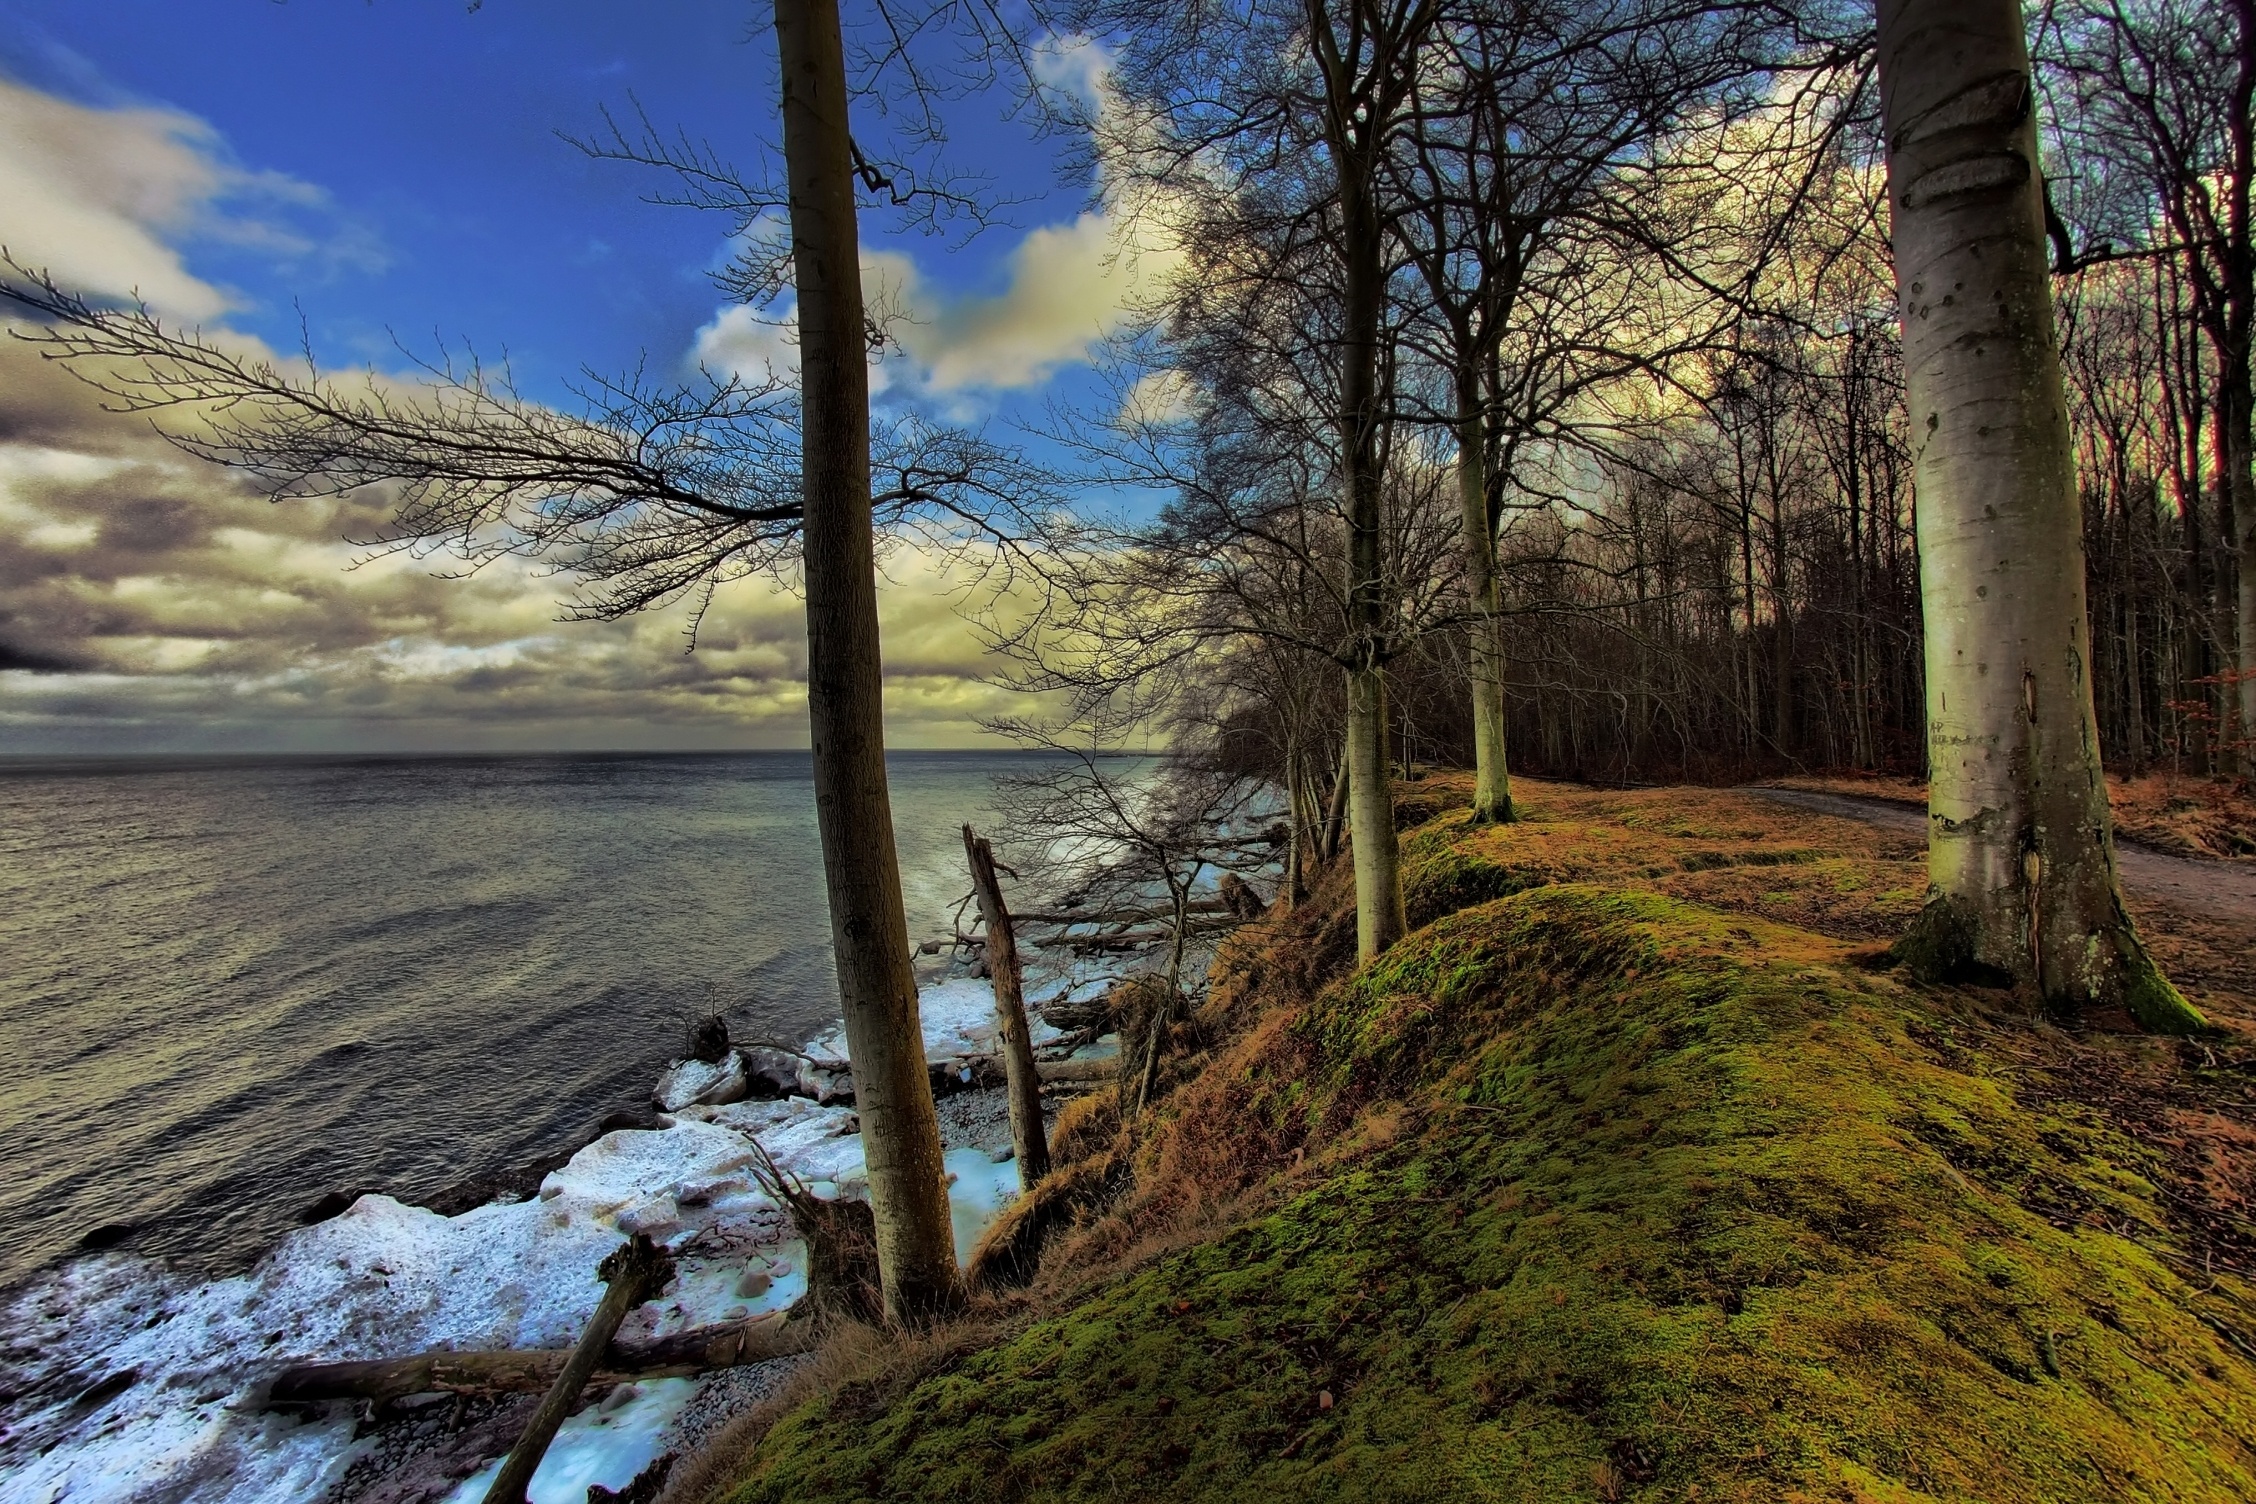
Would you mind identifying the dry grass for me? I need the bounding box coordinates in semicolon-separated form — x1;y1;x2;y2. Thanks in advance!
1469;775;2251;1034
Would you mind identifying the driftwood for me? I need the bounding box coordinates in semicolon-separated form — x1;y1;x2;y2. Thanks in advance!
1035;1056;1119;1084
1011;898;1230;927
963;825;1052;1188
1035;918;1237;952
265;1309;812;1407
482;1236;670;1504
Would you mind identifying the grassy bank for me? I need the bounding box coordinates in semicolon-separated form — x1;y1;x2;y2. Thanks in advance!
688;781;2256;1504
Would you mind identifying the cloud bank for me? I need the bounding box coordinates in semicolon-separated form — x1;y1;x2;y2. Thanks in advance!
0;77;1030;753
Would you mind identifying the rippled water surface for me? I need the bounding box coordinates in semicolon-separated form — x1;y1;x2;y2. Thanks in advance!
0;751;1032;1287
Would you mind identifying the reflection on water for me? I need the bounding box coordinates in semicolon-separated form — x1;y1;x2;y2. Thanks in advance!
0;751;1036;1286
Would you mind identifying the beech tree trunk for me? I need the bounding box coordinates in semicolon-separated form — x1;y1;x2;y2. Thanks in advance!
1324;24;1408;963
774;0;964;1318
1345;659;1405;959
1876;0;2203;1030
1456;378;1514;824
962;825;1050;1189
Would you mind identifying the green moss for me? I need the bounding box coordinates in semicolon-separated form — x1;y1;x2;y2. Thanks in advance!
1399;821;1559;930
2112;929;2209;1036
719;890;2255;1503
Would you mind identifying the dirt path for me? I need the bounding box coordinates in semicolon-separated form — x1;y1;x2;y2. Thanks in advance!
1747;786;2256;928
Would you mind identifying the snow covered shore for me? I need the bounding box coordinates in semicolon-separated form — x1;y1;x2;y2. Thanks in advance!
0;969;1109;1504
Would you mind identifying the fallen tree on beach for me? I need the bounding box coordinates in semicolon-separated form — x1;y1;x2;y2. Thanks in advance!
265;1309;814;1408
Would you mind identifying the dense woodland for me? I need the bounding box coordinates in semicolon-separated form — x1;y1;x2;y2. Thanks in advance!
4;0;2250;1322
1014;0;2254;791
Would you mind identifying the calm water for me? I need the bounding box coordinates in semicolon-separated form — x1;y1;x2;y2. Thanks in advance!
0;751;1038;1288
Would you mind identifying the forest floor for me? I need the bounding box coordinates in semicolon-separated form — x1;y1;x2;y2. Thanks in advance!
676;776;2256;1504
1768;769;2256;863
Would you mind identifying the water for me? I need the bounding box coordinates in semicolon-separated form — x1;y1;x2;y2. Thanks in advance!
0;751;1042;1289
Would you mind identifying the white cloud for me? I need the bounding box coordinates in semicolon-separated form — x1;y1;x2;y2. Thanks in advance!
1032;34;1112;112
690;301;800;383
697;208;1179;398
0;75;380;321
900;212;1142;390
1118;368;1198;426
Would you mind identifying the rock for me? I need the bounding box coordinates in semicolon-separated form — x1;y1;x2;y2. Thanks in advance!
655;1053;748;1112
684;1013;731;1064
599;1107;666;1136
929;1055;1004;1097
917;938;943;955
1219;871;1267;920
588;1453;674;1504
734;1267;772;1299
795;1059;856;1106
739;1046;801;1099
616;1198;682;1240
599;1382;642;1413
297;1190;368;1226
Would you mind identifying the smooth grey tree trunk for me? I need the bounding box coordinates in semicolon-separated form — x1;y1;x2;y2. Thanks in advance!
1876;0;2204;1031
1321;7;1410;964
1338;163;1407;962
774;0;965;1318
1455;382;1514;824
962;825;1050;1191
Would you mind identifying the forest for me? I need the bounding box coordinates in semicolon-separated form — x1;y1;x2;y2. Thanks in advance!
3;0;2253;1500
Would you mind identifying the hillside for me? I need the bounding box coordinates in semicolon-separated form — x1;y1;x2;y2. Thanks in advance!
681;779;2256;1504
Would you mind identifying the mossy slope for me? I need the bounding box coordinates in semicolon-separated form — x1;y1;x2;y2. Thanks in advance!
724;857;2255;1501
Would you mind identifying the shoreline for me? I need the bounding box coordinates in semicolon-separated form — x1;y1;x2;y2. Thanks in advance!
0;921;1138;1504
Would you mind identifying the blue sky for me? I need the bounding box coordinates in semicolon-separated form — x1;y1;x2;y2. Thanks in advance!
1;0;1096;403
0;1;1161;751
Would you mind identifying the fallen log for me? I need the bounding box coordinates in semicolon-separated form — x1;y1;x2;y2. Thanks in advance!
1035;918;1238;952
265;1308;813;1408
1036;1056;1119;1085
1011;898;1230;927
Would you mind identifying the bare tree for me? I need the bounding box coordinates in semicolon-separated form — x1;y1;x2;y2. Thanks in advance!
988;717;1273;1113
2043;0;2255;768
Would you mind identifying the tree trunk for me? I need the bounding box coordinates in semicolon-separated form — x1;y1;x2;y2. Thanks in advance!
774;0;964;1319
1320;740;1351;863
961;825;1050;1190
1345;663;1405;958
1333;118;1406;963
1282;734;1308;909
1876;0;2203;1031
2222;0;2254;772
1456;377;1515;823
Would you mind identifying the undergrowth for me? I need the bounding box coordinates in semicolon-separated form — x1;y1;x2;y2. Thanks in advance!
705;788;2256;1504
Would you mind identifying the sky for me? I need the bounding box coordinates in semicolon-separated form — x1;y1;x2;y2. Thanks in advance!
0;0;1161;753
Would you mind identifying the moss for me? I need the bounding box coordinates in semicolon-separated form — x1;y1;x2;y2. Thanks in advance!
719;888;2256;1504
1399;820;1559;931
2111;927;2209;1036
